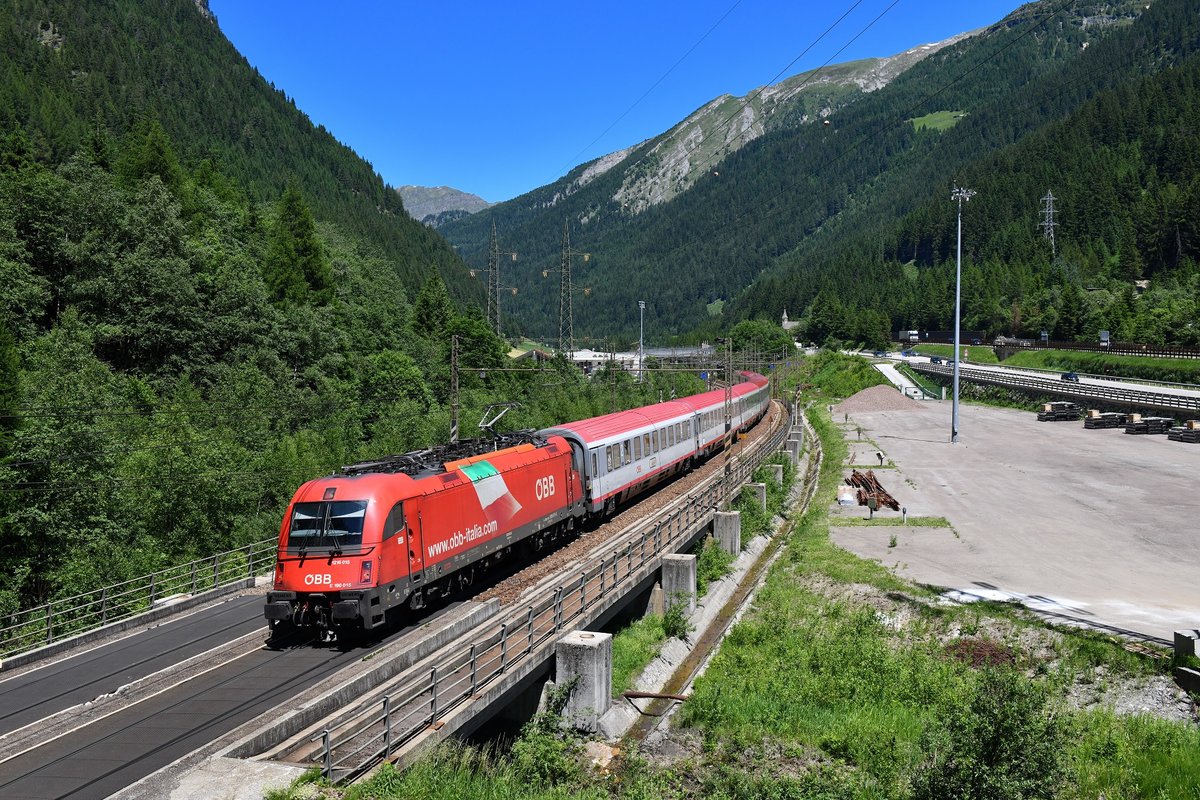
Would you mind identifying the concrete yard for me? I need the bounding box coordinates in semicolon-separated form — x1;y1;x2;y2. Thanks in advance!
829;400;1200;643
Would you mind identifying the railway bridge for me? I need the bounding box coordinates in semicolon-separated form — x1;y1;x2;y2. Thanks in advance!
0;400;797;799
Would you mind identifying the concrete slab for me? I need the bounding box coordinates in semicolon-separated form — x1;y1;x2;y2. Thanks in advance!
165;757;306;800
835;401;1200;642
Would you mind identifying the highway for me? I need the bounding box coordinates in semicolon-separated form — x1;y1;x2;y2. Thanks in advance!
0;596;264;737
884;351;1200;410
0;591;463;799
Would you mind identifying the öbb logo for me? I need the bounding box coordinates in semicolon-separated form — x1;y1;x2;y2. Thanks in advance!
303;573;333;586
534;475;556;500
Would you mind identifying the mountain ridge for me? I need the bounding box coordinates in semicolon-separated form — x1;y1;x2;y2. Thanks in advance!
397;184;493;227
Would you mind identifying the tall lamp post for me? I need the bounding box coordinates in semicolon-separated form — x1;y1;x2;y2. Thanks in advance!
638;300;646;381
951;185;976;444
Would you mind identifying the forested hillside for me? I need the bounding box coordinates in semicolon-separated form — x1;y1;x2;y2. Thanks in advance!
0;2;700;619
438;29;970;343
733;0;1200;346
442;0;1195;347
0;0;469;298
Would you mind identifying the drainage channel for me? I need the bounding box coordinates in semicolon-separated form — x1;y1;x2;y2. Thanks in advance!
623;405;821;745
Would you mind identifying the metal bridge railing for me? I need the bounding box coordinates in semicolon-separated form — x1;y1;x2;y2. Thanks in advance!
311;405;791;781
913;362;1200;414
0;538;277;661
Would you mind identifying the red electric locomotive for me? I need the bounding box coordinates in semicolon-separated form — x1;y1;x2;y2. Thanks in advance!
265;372;772;641
265;433;584;641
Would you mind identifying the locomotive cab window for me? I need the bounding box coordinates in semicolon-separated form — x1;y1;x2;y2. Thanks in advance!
382;502;405;540
287;500;368;550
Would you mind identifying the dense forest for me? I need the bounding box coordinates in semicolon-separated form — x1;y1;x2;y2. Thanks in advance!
0;125;701;612
0;0;470;300
0;4;705;618
733;0;1200;347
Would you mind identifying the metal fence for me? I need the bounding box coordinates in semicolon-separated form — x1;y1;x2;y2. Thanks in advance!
913;337;1200;360
912;362;1200;414
307;406;792;781
0;539;277;661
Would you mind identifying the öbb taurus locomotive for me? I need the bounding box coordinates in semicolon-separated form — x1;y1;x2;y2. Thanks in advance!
264;372;770;641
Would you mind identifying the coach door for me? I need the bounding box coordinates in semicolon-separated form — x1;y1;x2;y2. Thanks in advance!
408;505;426;585
566;442;584;506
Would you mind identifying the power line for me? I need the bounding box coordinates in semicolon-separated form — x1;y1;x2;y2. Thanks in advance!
612;0;1093;282
553;0;748;179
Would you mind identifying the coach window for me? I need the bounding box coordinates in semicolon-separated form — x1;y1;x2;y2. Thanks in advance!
668;426;675;447
592;449;599;476
633;436;642;460
382;502;405;540
643;433;651;455
606;445;614;471
622;439;631;464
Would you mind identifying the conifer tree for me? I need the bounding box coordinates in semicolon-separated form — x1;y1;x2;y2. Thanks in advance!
264;185;332;305
119;118;183;195
412;272;454;337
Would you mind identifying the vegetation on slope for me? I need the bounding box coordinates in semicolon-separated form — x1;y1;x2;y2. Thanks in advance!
0;0;469;298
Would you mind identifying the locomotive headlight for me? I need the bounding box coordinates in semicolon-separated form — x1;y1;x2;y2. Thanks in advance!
274;561;284;584
360;560;373;584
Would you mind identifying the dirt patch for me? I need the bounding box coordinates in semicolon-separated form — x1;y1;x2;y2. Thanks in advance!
833;384;925;415
944;637;1017;668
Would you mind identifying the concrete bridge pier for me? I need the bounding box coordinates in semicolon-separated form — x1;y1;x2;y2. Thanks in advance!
555;631;612;733
662;554;697;616
714;511;741;554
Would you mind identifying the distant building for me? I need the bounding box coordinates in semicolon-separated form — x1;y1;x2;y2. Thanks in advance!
781;309;800;331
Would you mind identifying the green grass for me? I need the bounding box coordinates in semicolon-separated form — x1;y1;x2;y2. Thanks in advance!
1003;349;1200;384
911;342;1000;363
694;537;734;596
910;109;966;131
831;516;952;527
789;350;889;398
611;614;667;696
678;403;1200;800
897;363;942;396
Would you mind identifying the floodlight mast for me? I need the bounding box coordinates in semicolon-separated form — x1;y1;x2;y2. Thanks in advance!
951;185;976;444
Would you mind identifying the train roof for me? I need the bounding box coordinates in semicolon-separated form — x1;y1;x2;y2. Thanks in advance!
542;372;768;446
543;400;696;443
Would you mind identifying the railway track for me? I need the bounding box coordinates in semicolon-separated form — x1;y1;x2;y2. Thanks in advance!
274;401;790;782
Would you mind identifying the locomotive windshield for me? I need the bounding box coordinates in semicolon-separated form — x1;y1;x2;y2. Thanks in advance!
286;500;368;551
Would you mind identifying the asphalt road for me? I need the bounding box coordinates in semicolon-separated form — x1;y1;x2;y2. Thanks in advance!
832;400;1200;641
0;635;356;800
0;595;265;738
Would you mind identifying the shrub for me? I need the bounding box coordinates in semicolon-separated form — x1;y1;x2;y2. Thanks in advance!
911;667;1064;800
663;598;691;640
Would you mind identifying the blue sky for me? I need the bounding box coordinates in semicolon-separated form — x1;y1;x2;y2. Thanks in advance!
210;0;1020;203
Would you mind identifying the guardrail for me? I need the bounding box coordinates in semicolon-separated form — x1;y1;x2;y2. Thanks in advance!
911;363;1200;414
948;361;1200;393
0;539;277;661
308;405;792;781
913;337;1200;360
